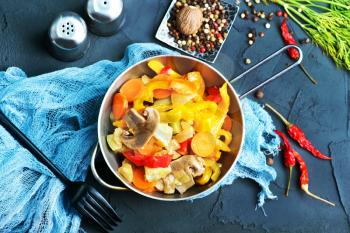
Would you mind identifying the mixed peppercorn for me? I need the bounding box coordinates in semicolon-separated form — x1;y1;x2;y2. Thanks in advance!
167;0;231;54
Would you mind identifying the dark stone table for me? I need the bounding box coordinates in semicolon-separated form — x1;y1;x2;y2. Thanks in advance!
1;1;349;232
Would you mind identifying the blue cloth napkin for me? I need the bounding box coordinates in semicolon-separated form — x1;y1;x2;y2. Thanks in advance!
0;43;280;233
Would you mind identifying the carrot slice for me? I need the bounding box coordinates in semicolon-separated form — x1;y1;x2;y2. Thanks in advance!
222;115;232;131
191;132;216;157
112;93;128;120
153;89;172;99
132;167;156;191
120;78;145;102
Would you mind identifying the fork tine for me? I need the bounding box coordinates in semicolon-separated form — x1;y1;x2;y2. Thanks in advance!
77;199;113;232
76;203;111;233
89;188;122;222
85;192;119;226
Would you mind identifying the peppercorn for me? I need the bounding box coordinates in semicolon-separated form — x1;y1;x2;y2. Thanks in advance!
240;12;246;19
267;157;274;166
267;12;274;21
259;32;265;37
244;58;252;64
247;1;253;7
299;38;311;44
276;10;283;17
167;0;231;54
248;39;254;45
255;89;264;99
247;33;254;38
259;11;266;19
253;16;259;22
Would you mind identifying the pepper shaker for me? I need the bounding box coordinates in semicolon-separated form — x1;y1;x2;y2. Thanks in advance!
48;12;90;61
86;0;125;36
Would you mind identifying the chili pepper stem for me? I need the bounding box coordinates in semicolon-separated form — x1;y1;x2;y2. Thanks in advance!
300;64;317;85
285;166;293;197
264;103;292;127
301;184;335;206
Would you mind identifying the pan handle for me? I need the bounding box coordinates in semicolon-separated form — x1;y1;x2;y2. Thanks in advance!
230;45;303;99
90;144;129;191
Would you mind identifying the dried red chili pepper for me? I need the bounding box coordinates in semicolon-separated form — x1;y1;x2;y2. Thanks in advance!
293;150;335;206
275;130;335;206
281;19;299;60
274;130;295;196
280;19;317;84
265;103;332;160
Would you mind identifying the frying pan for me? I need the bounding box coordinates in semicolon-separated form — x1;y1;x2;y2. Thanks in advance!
93;45;302;201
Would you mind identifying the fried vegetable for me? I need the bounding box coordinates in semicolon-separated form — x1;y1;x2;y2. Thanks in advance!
148;60;182;78
121;108;160;149
145;166;172;182
112;93;128;120
120;78;145;102
154;123;173;147
132;167;156;192
106;128;124;152
186;71;205;97
191;132;216;157
195;166;213;185
118;159;133;183
174;121;194;143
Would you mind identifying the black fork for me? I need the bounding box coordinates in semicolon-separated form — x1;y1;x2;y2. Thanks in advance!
0;110;121;232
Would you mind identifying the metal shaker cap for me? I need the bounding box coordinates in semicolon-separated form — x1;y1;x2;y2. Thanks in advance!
49;12;90;61
86;0;125;36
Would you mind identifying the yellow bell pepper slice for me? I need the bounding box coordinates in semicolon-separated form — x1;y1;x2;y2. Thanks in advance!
186;71;205;96
143;80;170;102
148;60;182;78
210;83;230;136
204;159;221;182
218;129;232;145
216;139;231;152
133;80;170;110
213;150;222;161
195;166;213;185
171;93;196;106
160;108;182;123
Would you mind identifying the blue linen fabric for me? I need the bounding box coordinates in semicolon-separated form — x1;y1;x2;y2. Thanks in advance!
0;43;280;232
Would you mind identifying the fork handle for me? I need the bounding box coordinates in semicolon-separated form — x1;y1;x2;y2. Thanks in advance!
0;110;71;185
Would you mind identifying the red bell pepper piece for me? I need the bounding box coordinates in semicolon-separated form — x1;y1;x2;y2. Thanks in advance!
122;151;172;168
160;65;172;75
207;86;220;95
205;86;222;103
177;138;192;155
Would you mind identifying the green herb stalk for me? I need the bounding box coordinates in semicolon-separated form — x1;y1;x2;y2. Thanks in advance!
272;0;350;71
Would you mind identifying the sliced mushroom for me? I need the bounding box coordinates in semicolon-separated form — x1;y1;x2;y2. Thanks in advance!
170;155;205;194
121;108;160;149
171;155;205;177
163;174;176;194
123;108;146;131
155;179;164;192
